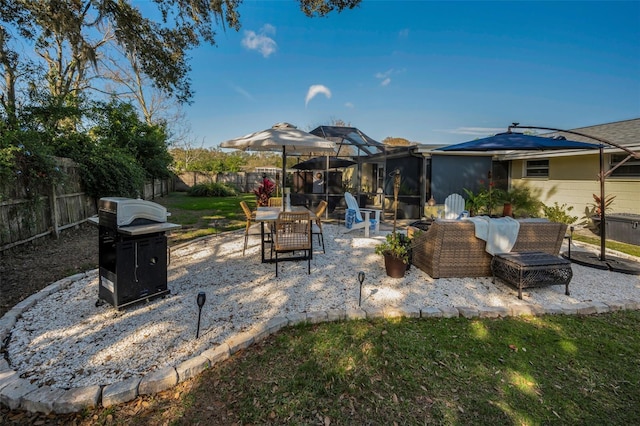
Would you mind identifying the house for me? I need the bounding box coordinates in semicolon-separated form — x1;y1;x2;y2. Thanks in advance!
503;118;640;216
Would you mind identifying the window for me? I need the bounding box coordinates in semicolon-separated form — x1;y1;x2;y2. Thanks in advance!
525;160;549;177
609;153;640;177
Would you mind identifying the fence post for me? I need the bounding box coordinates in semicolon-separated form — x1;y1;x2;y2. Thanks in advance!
49;184;60;239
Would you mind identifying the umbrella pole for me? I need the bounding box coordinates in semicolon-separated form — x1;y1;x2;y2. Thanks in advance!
599;146;606;261
282;147;287;199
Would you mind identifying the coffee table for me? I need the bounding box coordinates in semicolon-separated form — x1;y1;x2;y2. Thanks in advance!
491;251;573;299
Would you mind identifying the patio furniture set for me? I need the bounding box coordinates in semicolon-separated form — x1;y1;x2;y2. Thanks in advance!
244;192;573;298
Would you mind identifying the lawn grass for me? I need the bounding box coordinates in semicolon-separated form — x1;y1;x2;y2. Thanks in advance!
572;233;640;258
153;192;255;245
169;311;640;425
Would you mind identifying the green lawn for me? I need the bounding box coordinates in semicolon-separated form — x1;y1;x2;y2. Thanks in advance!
153;192;255;245
185;312;639;425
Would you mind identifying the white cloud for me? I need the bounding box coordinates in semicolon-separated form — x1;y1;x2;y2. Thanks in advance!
230;84;254;101
305;84;332;106
242;25;277;58
399;28;410;38
345;102;354;109
375;69;394;86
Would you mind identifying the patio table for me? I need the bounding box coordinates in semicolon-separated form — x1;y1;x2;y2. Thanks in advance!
255;206;316;263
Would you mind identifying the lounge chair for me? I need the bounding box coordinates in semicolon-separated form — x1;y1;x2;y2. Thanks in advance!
343;192;380;237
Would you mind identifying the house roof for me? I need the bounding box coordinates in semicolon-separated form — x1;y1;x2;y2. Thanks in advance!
542;118;640;147
502;118;640;160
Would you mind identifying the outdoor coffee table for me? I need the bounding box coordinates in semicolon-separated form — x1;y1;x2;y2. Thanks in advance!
491;251;573;299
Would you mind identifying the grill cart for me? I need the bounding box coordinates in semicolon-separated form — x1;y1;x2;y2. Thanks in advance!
90;197;181;309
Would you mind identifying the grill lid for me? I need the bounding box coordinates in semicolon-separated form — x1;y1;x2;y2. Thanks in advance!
99;197;169;227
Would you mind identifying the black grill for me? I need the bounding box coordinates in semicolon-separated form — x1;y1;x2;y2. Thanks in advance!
95;197;180;309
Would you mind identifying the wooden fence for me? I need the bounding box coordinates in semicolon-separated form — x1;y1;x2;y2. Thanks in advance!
175;171;271;193
0;158;173;251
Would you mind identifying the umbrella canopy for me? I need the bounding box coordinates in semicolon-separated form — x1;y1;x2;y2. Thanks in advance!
436;132;602;152
220;123;336;191
291;156;356;170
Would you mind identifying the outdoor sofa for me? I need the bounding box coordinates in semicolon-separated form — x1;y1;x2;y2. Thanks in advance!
411;219;568;278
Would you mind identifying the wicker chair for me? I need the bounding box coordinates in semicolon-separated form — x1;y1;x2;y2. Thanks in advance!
272;211;312;277
268;197;283;207
312;200;328;253
411;220;567;278
240;201;262;256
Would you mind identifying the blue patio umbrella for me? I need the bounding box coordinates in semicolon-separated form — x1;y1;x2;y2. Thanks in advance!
436;132;601;152
435;131;627;268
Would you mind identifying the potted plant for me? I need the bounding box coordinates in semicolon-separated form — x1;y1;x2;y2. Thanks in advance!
375;232;412;278
253;174;275;207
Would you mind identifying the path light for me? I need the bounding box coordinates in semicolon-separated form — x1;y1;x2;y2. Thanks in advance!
196;292;206;339
358;271;365;307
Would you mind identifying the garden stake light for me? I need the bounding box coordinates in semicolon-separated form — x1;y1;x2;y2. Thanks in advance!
358;271;365;306
196;292;206;339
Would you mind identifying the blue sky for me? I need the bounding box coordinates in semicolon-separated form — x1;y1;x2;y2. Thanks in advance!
182;1;640;148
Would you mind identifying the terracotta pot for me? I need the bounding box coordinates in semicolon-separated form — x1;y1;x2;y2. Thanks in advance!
502;202;513;217
383;253;406;278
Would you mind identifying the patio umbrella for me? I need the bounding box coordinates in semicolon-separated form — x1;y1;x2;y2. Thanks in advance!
291;156;356;170
435;130;622;265
220;123;336;192
436;132;601;152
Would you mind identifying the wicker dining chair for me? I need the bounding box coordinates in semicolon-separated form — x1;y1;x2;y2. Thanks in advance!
312;200;328;253
240;201;261;256
272;211;312;277
268;197;283;207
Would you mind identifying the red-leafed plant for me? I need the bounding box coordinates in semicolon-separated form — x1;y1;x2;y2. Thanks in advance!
253;176;275;206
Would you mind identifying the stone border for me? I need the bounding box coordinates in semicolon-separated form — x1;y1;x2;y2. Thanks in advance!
1;272;639;414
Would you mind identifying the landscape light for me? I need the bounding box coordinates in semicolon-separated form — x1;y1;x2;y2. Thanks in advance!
196;292;206;339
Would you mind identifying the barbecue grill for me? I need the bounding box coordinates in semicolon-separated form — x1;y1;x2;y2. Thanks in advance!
91;197;180;309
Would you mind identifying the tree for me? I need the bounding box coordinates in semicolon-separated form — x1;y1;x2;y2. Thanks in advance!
91;100;172;178
382;136;412;147
0;0;362;107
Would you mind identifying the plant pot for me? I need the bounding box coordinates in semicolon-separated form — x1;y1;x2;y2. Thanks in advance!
502;202;513;217
383;253;406;278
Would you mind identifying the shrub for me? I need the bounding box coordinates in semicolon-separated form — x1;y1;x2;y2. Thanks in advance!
543;202;578;224
79;144;146;199
188;182;237;197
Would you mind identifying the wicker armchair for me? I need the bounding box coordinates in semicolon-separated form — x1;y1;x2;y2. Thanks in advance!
268;197;283;207
412;220;567;278
312;200;328;253
240;201;261;256
273;211;312;277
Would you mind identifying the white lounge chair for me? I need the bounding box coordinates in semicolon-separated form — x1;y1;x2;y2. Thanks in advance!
344;192;381;237
444;193;466;219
